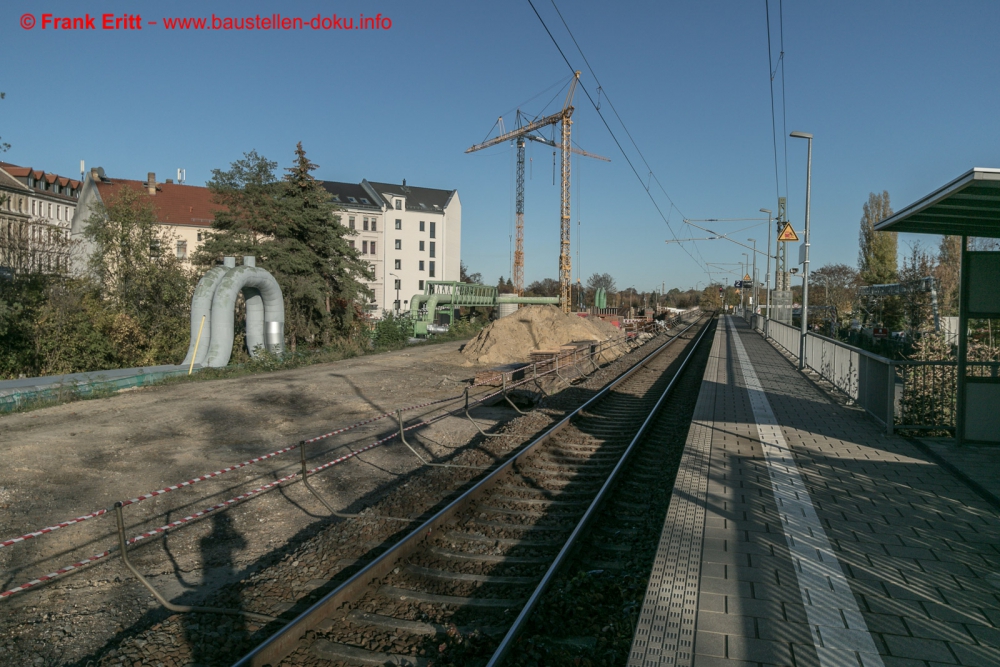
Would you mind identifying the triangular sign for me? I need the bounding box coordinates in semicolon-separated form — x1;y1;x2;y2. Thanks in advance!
743;274;752;282
777;222;799;242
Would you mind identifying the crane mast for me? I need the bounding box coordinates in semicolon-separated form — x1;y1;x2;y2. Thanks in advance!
559;111;573;311
467;72;606;312
513;137;525;295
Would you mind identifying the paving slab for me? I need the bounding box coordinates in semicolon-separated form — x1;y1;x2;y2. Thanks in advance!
629;316;1000;667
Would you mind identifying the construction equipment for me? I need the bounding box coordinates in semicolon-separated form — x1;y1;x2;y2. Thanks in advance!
466;72;608;310
407;281;558;336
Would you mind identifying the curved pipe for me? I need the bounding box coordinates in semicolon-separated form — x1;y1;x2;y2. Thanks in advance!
181;266;229;368
204;266;285;368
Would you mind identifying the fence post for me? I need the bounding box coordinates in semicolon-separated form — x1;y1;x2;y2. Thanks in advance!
886;360;895;435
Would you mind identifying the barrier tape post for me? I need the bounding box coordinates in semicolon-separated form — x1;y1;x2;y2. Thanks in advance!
463;387;507;438
300;441;357;519
501;373;528;416
113;502;276;623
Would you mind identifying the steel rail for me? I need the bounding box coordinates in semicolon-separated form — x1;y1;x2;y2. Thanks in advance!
232;315;708;667
485;314;714;665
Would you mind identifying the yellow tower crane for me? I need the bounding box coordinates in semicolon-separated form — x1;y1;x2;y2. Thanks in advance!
466;72;607;311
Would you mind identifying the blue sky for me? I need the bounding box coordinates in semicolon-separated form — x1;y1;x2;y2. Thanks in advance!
3;1;998;293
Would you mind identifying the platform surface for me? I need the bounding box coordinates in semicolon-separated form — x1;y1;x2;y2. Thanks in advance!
629;315;1000;667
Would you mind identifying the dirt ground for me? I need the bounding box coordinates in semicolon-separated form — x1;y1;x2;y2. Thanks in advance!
0;340;531;665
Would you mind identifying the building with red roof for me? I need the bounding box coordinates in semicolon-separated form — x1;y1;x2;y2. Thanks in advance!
70;167;224;273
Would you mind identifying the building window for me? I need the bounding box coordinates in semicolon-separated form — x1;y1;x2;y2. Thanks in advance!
363;217;369;231
370;241;376;255
419;221;425;232
176;240;187;259
362;240;368;254
349;216;355;229
395;199;402;210
419;280;424;290
349;240;355;249
419;240;425;251
31;201;36;215
394;259;401;270
394;239;401;250
47;203;52;218
429;261;436;278
347;196;357;203
371;219;377;231
56;206;61;221
197;231;203;242
430;221;436;238
361;198;370;205
429;241;435;258
394;279;401;289
419;260;425;271
395;219;401;230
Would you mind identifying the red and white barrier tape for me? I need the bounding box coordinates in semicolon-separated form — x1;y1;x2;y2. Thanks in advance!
0;509;108;549
0;422;426;600
119;444;299;507
0;549;113;598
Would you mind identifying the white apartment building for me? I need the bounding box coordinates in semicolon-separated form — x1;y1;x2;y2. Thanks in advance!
0;162;82;275
321;179;461;316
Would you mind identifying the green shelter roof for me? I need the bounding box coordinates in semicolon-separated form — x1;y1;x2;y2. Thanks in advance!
875;168;1000;237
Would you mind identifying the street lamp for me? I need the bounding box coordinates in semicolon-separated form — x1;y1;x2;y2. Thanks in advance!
748;238;757;316
790;130;813;369
760;208;772;336
741;252;749;315
389;272;401;314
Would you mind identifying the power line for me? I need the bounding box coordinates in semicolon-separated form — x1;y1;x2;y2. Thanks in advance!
765;0;781;203
532;0;709;275
779;0;789;205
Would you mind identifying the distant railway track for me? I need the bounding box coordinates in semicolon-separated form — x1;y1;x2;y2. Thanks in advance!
233;313;714;667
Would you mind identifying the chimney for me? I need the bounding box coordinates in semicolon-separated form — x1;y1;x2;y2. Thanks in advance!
165;178;174;184
147;172;156;195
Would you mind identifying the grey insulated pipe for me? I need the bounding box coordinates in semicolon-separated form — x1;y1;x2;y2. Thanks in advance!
203;265;285;367
181;265;230;368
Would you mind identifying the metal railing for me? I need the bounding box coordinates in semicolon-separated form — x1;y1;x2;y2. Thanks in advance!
752;317;999;434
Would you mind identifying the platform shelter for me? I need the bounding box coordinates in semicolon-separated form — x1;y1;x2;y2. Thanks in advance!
876;168;1000;444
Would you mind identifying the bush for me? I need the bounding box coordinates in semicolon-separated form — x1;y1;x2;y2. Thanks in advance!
371;311;411;350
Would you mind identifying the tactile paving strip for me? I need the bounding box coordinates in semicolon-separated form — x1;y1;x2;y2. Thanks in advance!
727;316;885;667
628;320;723;667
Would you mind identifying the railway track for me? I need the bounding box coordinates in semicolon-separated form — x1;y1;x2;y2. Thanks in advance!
233;314;714;667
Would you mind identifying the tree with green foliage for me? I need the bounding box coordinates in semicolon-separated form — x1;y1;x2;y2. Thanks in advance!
858;190;902;327
194;144;372;351
935;235;961;316
525;278;560;298
82;184;191;366
858;191;897;285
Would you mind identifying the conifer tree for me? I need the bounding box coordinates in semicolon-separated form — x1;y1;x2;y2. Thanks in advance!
195;144;372;350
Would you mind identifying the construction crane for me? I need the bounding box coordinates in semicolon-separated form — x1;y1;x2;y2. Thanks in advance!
467;72;607;310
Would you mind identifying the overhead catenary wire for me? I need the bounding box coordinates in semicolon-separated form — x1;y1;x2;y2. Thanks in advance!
528;0;710;277
546;0;711;273
765;0;782;203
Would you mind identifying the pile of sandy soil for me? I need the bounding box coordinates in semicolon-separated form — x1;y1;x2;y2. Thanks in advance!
462;305;622;366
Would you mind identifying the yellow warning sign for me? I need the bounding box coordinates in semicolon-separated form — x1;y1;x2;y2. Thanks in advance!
777;222;799;242
743;274;752;282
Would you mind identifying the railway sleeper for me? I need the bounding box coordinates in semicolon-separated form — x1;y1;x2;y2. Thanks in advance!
404;564;537;585
444;530;563;548
377;584;525;608
311;639;430;666
426;545;552;565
